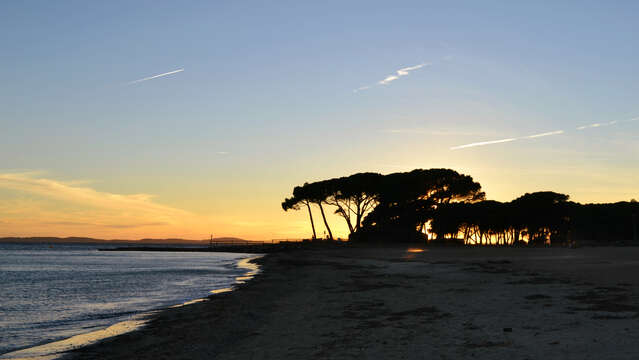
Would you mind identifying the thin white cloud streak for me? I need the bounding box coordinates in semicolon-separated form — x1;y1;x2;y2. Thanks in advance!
379;63;430;85
526;130;565;138
353;86;371;93
396;64;428;76
354;62;430;92
379;75;400;85
451;129;565;150
577;123;605;130
450;115;639;150
577;116;639;130
450;138;518;150
126;68;184;85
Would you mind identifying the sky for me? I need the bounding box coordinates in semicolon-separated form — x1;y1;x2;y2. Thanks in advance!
1;1;638;240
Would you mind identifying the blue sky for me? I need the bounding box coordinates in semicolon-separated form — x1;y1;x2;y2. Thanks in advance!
1;1;638;239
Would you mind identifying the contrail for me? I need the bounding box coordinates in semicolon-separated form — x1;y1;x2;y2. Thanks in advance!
450;115;638;150
450;138;518;150
126;68;184;85
379;63;430;85
450;130;564;150
354;62;430;92
576;116;639;130
526;130;565;139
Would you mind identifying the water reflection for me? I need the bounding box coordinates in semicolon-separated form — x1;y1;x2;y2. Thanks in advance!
213;255;263;289
210;288;233;295
0;317;148;360
0;254;263;360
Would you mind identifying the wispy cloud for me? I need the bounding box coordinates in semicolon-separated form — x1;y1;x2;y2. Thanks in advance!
126;68;184;85
378;75;400;85
396;63;428;76
577;122;606;130
450;138;519;150
0;172;219;238
353;85;371;93
379;63;429;85
354;62;430;92
216;151;229;155
450;130;564;150
0;172;308;240
450;115;639;150
525;130;565;139
0;172;189;222
576;116;638;130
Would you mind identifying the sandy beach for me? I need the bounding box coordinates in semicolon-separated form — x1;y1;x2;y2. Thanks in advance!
64;246;639;360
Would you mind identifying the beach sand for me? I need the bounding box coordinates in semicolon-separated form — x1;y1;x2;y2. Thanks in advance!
64;246;639;359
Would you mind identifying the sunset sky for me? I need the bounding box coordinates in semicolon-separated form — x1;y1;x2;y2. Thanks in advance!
2;1;638;240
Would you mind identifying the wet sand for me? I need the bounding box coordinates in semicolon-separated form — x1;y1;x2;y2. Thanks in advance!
64;246;639;359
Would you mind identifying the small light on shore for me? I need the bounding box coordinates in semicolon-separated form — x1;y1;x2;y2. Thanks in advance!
407;248;425;253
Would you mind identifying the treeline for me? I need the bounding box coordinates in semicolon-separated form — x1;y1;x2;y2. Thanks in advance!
430;192;571;246
282;168;639;245
571;202;639;244
432;197;639;246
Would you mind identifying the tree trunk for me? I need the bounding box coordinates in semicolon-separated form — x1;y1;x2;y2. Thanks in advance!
317;202;334;240
336;205;355;234
306;202;317;239
355;201;362;232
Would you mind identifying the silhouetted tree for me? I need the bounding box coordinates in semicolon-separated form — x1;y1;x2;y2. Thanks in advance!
283;169;639;246
358;169;484;242
282;185;317;239
569;200;639;244
511;192;570;246
429;192;571;246
322;173;383;235
305;180;335;240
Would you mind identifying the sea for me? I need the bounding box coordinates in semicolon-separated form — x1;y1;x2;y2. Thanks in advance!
0;242;259;359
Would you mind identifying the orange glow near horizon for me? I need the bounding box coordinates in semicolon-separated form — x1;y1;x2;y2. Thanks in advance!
0;172;351;241
1;169;636;241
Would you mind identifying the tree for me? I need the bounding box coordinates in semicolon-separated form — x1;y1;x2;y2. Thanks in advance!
323;173;383;235
304;180;335;240
281;185;317;239
511;191;570;246
359;169;484;242
285;170;638;246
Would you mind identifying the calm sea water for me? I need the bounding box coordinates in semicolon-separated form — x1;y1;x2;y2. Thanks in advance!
0;243;257;357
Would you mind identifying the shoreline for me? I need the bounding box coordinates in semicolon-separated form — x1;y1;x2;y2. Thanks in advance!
59;245;639;359
0;254;263;360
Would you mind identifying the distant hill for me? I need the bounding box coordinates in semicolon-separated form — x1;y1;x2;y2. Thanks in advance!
0;237;255;245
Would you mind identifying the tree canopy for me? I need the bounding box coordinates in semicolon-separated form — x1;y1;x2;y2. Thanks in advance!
283;169;638;246
282;168;484;241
